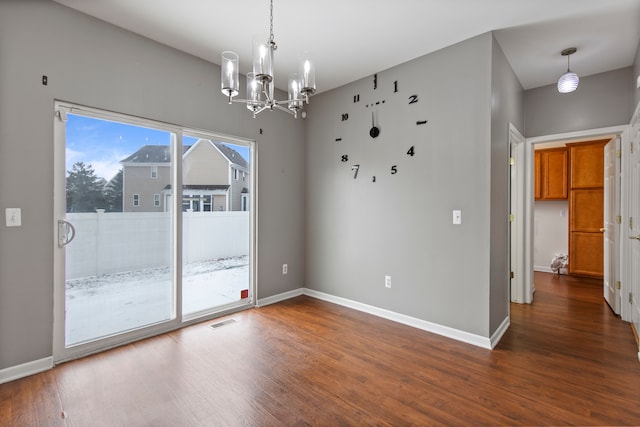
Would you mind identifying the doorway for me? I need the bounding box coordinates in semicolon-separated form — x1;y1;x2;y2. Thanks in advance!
517;126;627;309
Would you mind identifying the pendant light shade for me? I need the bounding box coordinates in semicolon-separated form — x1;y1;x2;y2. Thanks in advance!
557;48;579;93
557;71;579;93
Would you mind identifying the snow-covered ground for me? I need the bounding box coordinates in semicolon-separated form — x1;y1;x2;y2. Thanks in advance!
66;256;249;345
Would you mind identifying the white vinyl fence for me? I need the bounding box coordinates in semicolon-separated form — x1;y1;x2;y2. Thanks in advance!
66;211;249;280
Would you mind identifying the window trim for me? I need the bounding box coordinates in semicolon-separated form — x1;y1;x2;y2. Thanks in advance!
133;193;140;207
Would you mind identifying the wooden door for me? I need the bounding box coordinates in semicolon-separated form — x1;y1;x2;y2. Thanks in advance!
543;148;569;199
568;140;607;278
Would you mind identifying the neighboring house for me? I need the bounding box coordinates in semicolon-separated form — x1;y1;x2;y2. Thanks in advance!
120;139;249;212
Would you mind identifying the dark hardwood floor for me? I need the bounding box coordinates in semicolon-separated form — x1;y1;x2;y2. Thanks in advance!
2;271;640;426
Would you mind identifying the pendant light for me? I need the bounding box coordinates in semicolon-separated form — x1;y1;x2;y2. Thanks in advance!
557;47;579;93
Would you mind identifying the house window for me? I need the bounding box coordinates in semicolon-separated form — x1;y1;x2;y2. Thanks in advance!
234;168;239;180
133;194;140;207
154;194;160;207
151;166;158;179
203;195;212;212
242;172;246;182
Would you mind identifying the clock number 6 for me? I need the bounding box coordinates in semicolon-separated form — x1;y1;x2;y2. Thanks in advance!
352;164;360;179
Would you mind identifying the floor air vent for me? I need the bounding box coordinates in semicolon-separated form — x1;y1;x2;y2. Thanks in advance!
210;319;238;329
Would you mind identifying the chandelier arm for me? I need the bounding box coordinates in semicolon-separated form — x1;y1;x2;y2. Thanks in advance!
274;104;296;116
228;98;262;104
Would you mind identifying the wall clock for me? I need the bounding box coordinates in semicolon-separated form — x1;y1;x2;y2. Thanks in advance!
335;73;428;183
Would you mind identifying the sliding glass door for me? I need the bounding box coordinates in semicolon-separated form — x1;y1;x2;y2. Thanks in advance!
181;136;252;318
53;102;255;362
62;114;175;346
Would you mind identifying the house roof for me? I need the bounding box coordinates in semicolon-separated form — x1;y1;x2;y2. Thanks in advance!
163;184;230;191
120;145;186;163
120;140;248;168
210;140;248;168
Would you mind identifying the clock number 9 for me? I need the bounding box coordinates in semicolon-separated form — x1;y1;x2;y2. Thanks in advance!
391;165;398;175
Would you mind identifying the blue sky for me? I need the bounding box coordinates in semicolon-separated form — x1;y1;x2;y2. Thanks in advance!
66;114;250;181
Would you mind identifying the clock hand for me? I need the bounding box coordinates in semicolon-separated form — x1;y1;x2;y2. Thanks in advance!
369;110;380;138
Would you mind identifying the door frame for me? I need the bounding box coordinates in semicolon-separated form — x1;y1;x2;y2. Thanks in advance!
518;125;627;309
509;124;528;303
53;101;257;363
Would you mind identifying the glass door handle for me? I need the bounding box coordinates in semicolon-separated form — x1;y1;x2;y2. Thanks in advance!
58;219;76;248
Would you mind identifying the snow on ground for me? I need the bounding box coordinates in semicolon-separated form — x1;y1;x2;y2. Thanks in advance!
66;256;249;345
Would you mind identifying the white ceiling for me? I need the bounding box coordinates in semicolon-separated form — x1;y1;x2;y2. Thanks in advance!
53;0;640;93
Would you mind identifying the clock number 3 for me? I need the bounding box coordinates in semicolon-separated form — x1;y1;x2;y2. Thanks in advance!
352;164;360;179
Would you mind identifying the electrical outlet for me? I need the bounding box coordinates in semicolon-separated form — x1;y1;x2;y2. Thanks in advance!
385;275;391;288
282;264;288;275
5;208;21;227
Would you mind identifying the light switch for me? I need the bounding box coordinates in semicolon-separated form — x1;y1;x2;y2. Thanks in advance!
453;210;462;225
6;208;22;227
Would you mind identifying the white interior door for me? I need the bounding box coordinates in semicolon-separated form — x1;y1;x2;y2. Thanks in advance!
629;113;640;358
603;137;620;313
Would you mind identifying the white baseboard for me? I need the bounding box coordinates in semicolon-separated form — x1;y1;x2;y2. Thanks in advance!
534;266;568;274
256;288;304;307
490;316;510;349
269;288;495;349
0;357;53;385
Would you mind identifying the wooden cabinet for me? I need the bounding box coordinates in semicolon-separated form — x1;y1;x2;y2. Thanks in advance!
568;140;607;278
535;148;568;200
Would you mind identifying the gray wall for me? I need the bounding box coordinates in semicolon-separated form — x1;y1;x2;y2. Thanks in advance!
0;0;304;369
524;67;634;137
490;36;524;334
634;41;640;108
305;33;501;338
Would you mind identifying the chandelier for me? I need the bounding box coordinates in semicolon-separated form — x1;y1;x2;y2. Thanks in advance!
220;0;316;118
